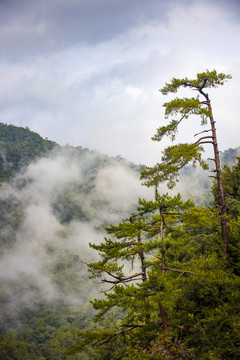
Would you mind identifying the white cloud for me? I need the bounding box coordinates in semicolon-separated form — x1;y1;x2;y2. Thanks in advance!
0;148;153;310
124;85;146;100
0;0;239;166
94;163;152;213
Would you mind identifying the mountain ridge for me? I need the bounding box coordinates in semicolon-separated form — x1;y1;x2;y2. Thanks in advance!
0;122;239;182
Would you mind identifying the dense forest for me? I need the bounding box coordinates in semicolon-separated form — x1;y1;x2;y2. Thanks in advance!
0;123;149;359
0;122;239;359
0;71;239;360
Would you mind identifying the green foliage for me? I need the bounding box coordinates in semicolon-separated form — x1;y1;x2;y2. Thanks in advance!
53;189;90;224
211;158;240;274
160;69;232;95
68;145;240;359
141;70;231;188
0;246;97;359
152;97;210;142
141;143;208;188
212;157;240;217
0;332;38;360
68;191;206;358
0;197;24;250
138;190;194;214
0;123;149;360
0;123;57;182
0;122;239;359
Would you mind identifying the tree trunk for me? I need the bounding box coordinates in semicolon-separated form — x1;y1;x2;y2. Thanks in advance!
159;208;165;274
207;100;228;256
158;299;168;331
158;209;167;329
138;235;147;282
138;235;150;320
199;86;228;256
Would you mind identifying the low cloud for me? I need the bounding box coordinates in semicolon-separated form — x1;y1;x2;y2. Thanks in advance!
0;147;152;320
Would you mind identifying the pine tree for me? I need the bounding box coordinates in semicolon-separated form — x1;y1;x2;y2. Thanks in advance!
66;191;195;358
67;190;240;359
65;70;240;360
141;70;231;256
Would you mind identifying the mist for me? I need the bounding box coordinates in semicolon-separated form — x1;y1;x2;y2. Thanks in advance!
0;141;224;328
0;147;153;321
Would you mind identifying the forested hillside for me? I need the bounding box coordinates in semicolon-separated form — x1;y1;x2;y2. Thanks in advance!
0;123;58;182
0;123;239;359
0;123;147;359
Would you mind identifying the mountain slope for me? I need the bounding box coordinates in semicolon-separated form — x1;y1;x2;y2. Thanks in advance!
0;123;58;182
0;124;148;359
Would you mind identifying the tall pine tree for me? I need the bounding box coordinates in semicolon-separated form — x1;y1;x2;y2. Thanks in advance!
141;70;231;256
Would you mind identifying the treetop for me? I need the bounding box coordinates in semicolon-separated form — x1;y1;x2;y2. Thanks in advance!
160;69;232;95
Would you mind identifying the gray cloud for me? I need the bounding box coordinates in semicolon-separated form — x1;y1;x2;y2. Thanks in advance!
2;0;239;59
0;0;174;59
0;0;239;166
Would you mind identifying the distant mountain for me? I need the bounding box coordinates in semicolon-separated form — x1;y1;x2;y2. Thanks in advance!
0;123;58;182
0;123;144;182
220;146;240;165
0;122;239;183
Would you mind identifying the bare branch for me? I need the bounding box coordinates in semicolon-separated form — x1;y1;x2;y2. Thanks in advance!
194;129;212;137
102;272;145;284
93;324;146;346
100;324;146;346
194;136;213;145
175;114;186;128
195;141;214;145
105;271;122;280
120;272;145;281
99;285;115;293
163;267;197;276
80;259;89;265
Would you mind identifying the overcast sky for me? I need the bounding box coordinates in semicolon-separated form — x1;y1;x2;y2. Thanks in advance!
0;0;240;165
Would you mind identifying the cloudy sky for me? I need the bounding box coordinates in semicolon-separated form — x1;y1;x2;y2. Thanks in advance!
0;0;240;165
